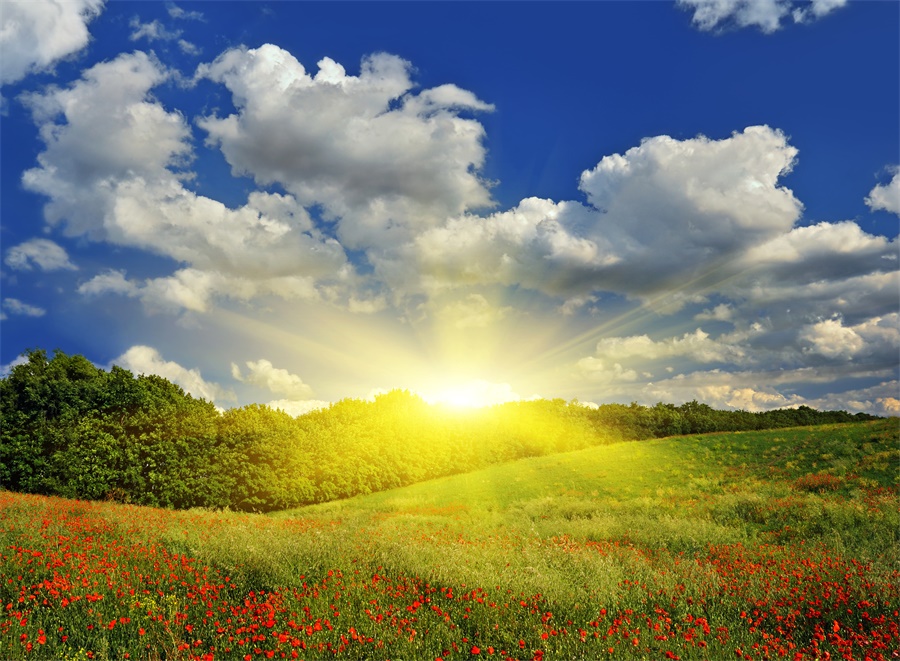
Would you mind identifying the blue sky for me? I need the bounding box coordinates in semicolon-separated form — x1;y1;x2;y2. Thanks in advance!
1;0;898;415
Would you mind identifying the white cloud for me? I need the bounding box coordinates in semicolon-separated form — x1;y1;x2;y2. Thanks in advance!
114;345;234;404
695;303;734;321
585;327;749;368
231;358;315;400
0;354;29;378
1;298;46;317
738;221;894;280
166;2;203;21
577;306;898;400
196;45;495;251
22;51;348;314
79;267;321;314
558;295;599;316
15;40;897;410
578;126;801;256
411;197;610;296
632;363;896;415
678;0;846;33
266;398;330;417
77;269;137;296
792;0;848;23
696;384;803;412
4;238;76;271
347;295;387;314
434;293;512;329
865;168;900;215
128;17;181;43
680;0;789;33
732;270;899;324
799;317;865;359
800;314;900;361
0;0;105;85
576;358;639;384
796;380;899;416
178;39;200;56
21;51;191;239
411;126;802;301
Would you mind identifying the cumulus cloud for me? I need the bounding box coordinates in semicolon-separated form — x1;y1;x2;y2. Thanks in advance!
577;126;801;261
231;358;315;399
799;314;900;361
799;317;865;359
576;358;639;384
639;365;895;413
737;221;895;283
21;51;191;238
114;345;234;404
195;45;495;251
0;0;105;85
15;44;898;425
4;238;77;271
865;168;900;215
695;303;734;322
22;51;347;314
574;306;898;416
230;359;324;416
411;197;609;296
434;293;512;329
79;267;321;314
802;381;899;417
1;298;46;318
678;0;846;33
77;269;136;297
412;126;802;302
576;325;767;386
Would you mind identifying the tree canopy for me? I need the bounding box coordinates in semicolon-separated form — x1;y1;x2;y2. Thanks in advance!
0;349;878;511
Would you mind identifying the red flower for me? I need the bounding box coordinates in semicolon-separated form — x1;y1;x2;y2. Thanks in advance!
471;645;481;654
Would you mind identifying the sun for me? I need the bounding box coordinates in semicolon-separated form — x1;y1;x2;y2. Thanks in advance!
420;379;520;409
430;385;484;409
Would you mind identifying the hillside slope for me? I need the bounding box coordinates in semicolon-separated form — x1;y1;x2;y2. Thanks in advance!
282;420;897;529
2;421;897;660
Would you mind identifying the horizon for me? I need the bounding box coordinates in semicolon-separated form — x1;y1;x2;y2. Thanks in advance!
1;0;898;416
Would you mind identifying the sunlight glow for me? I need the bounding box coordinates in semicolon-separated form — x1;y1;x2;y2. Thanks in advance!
422;379;521;409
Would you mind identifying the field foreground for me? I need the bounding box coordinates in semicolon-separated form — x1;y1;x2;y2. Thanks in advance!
1;421;898;660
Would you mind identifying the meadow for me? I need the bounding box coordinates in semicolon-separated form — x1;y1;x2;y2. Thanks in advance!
1;420;897;660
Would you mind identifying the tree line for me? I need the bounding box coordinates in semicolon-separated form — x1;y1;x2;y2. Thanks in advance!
0;349;878;512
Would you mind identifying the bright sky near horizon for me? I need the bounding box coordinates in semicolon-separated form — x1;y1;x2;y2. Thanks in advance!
1;0;898;415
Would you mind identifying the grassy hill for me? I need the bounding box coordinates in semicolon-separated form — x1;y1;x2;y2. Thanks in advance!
1;420;898;660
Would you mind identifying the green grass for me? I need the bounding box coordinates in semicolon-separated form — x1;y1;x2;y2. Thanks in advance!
274;420;898;551
2;420;898;660
253;421;898;594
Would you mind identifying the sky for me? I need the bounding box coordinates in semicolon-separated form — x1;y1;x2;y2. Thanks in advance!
1;0;898;416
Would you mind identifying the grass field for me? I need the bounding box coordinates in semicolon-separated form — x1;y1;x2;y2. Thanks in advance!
1;420;898;660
